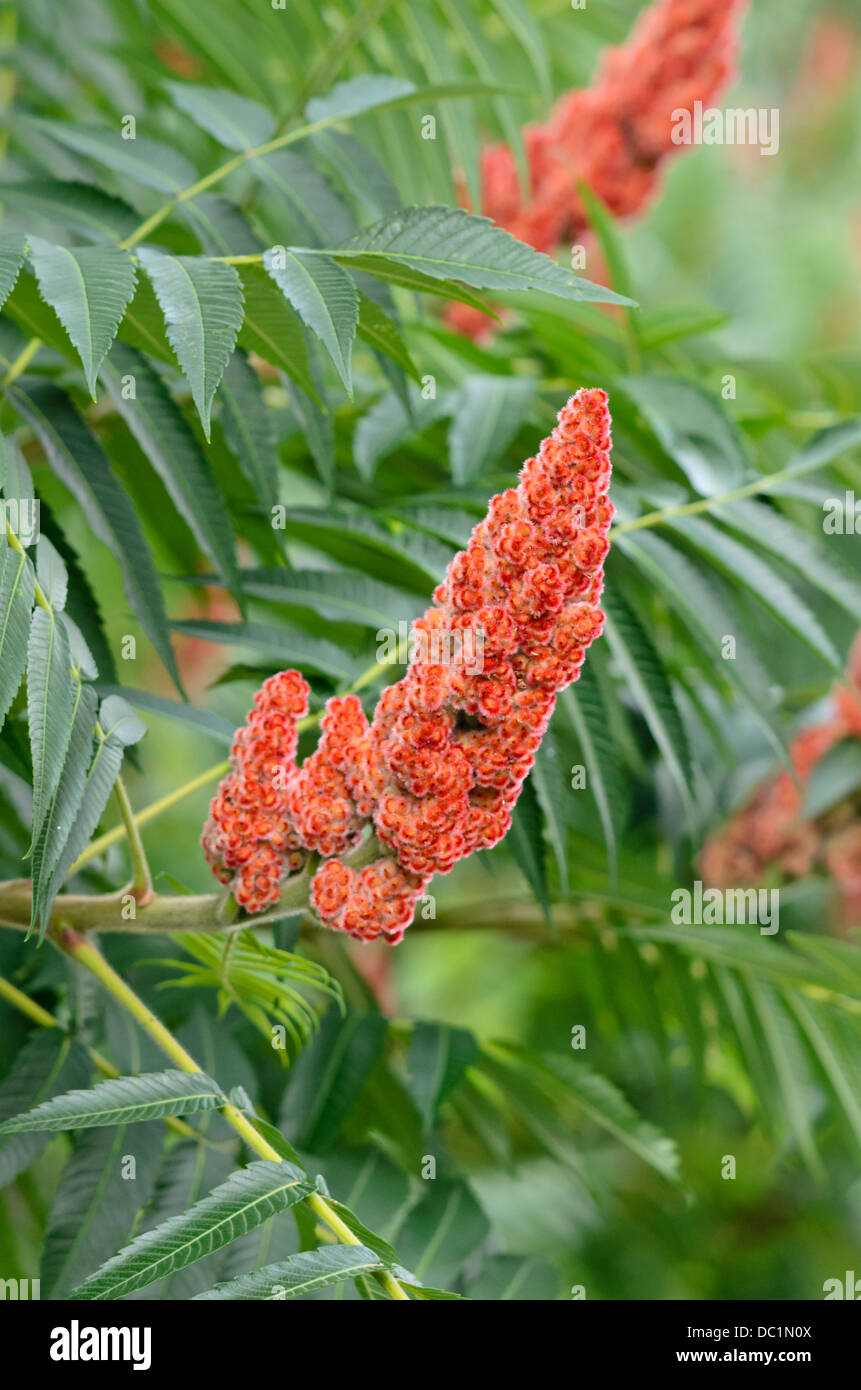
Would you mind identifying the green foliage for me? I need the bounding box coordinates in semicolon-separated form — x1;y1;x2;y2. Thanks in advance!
0;0;859;1305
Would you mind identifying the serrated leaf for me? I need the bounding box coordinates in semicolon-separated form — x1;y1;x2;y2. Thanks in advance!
776;418;861;481
666;514;841;672
100;344;240;596
138;249;243;438
602;586;695;818
356;292;419;383
167;81;274;150
0;180;137;244
30;119;197;193
194;1244;383;1300
0;1032;91;1188
561;672;624;881
30;676;97;938
328;207;635;305
530;730;569;886
0;535;35;734
34;533;68;610
263;249;357;394
39;698;141;904
0;1069;226;1133
0;227;27;309
27;604;76;849
218;350;279;514
169;619;358;683
353;386;451;482
41;1120;164;1299
230;566;424;628
237;264;316;398
26;235;137;396
70;1160;313;1301
6;383;182;691
251;150;353;246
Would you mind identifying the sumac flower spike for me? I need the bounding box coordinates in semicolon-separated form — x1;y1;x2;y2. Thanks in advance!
203;388;614;943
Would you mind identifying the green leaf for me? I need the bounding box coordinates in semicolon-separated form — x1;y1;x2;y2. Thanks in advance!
448;374;535;485
194;1244;383;1300
716;497;861;621
27;604;76;849
93;685;234;745
803;740;861;819
6;383;183;691
356;292;419;383
34;534;68;610
169;619;359;683
0;1032;91;1188
263;248;357;394
304;75;416;124
231;566;424;628
776;418;861;481
69;1160;313;1301
138;249;243;438
508;778;551;923
666;514;841;672
236;265;316;398
602;586;695;817
26;236;137;396
0;180;138;244
353;386;451;482
40;1121;164;1298
533;1052;681;1182
100;344;240;597
407;1022;478;1131
0;1070;226;1134
0;535;35;734
166;81;275;150
561;671;625;881
251;150;353;247
280;1011;387;1152
30;118;197;193
393;1181;489;1290
530;730;569;886
328;207;635;305
39;695;144;904
0;227;27;309
465;1253;560;1301
217;350;280;515
30;674;97;938
620;376;747;495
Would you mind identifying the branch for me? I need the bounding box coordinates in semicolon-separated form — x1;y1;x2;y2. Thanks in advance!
0;836;383;937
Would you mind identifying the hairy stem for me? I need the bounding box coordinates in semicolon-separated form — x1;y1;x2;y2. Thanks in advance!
113;774;154;903
52;928;409;1299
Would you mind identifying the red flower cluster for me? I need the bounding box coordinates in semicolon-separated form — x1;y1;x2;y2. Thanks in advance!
450;0;749;337
701;634;861;927
203;389;613;943
200;670;310;912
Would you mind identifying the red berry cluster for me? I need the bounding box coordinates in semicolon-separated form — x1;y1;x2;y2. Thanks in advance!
203;389;613;943
449;0;749;337
201;670;310;912
701;634;861;928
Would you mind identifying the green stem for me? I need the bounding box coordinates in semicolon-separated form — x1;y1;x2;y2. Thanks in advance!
2;335;41;386
53;929;409;1299
0;971;201;1142
113;774;154;903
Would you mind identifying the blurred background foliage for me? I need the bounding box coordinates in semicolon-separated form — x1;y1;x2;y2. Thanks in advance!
0;0;860;1300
